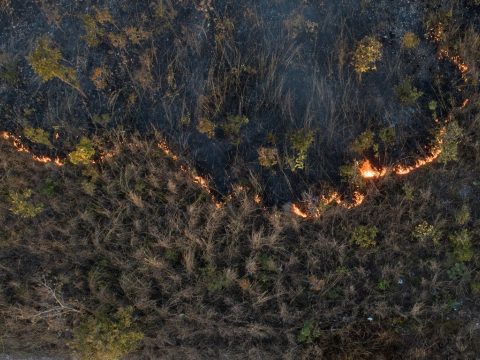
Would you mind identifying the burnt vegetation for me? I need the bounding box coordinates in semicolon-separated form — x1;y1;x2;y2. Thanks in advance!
1;0;480;359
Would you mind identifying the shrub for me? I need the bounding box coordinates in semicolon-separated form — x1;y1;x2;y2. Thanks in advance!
297;320;320;344
257;147;279;168
394;79;423;105
28;36;80;89
9;189;43;218
287;129;314;171
401;32;420;48
68;137;95;165
340;162;365;188
70;307;143;360
449;230;474;262
90;67;110;90
24;127;53;148
82;14;105;47
351;225;378;248
412;221;442;243
352;36;382;74
197;117;216;138
221;115;249;143
379;127;396;146
447;263;469;281
455;204;471;225
350;130;374;154
438;120;463;164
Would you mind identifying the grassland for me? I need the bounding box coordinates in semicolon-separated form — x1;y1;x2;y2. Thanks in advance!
1;0;480;359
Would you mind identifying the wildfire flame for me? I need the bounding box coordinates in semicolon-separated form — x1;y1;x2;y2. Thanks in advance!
358;159;387;179
291;203;308;218
0;131;64;166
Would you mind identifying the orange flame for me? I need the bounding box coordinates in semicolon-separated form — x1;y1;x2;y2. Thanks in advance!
291;203;308;218
359;159;387;179
393;127;445;175
0;131;64;166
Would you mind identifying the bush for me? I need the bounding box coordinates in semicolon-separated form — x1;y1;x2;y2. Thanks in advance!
351;225;378;248
297;320;320;344
438;121;463;164
350;130;374;154
412;221;442;243
24;127;53;148
68;137;95;165
287;129;314;171
221;115;249;143
197;117;216;138
28;36;80;89
352;36;382;74
449;230;473;262
258;147;279;167
70;307;143;360
401;32;420;48
9;189;43;218
394;79;423;105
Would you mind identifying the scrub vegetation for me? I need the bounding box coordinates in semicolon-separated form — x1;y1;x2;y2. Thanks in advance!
1;0;480;359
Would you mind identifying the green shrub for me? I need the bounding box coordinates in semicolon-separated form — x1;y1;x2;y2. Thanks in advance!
28;36;80;89
70;307;143;360
201;266;232;292
297;320;320;344
24;127;53;148
378;279;389;291
340;162;365;188
379;127;396;146
394;79;423;105
9;189;43;218
438;121;463;164
68;137;96;165
447;263;469;281
449;230;473;262
352;36;382;74
401;32;420;48
350;130;374;154
287;129;314;171
221;115;249;143
351;225;378;248
412;221;442;243
82;14;105;47
455;204;471;225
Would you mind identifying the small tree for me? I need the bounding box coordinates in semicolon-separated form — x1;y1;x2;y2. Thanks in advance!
28;36;85;97
70;307;143;360
401;32;420;49
352;36;382;74
68;137;96;165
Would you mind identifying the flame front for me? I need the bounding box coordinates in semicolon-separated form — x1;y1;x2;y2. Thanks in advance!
0;131;64;166
359;159;387;179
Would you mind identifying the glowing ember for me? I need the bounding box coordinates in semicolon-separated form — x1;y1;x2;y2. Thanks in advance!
158;141;178;161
